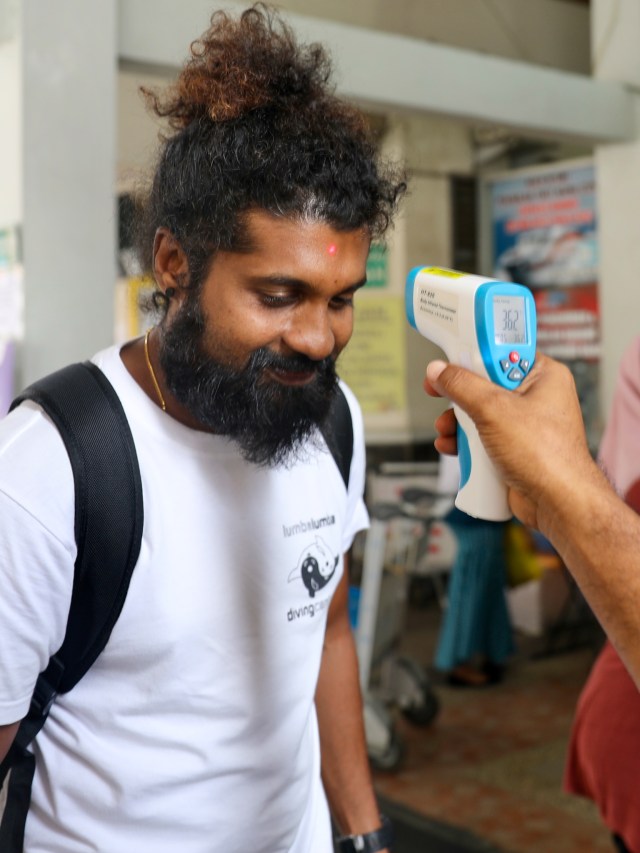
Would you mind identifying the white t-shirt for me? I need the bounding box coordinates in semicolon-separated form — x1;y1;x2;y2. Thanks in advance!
0;345;369;853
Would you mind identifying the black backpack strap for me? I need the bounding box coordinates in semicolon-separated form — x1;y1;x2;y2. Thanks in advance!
320;385;354;490
10;361;144;696
1;361;143;777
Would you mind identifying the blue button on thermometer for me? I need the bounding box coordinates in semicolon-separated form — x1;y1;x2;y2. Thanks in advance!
406;266;537;521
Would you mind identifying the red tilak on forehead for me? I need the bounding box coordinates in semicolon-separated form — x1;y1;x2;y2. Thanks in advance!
327;243;338;256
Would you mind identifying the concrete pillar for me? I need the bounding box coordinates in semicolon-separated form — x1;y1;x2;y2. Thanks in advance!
402;114;474;439
21;0;117;384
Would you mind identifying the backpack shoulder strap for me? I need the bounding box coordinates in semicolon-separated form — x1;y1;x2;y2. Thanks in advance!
320;384;354;490
11;361;144;710
1;361;143;849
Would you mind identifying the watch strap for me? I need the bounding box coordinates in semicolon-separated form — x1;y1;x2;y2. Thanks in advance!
335;814;394;852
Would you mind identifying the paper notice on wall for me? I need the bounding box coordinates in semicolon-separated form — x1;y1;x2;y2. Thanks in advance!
337;294;407;415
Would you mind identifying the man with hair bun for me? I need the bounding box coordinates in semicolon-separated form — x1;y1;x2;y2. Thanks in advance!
0;5;404;851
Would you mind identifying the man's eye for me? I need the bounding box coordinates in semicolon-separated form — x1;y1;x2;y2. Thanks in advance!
260;293;295;308
330;295;354;310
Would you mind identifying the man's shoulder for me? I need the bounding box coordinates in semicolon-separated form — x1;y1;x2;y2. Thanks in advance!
1;344;125;471
0;398;75;544
90;343;128;385
0;397;67;459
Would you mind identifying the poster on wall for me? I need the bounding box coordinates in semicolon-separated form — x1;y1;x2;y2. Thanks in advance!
489;160;600;446
337;243;409;421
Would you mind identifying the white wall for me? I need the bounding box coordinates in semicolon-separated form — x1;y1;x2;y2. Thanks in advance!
117;68;168;191
0;0;19;43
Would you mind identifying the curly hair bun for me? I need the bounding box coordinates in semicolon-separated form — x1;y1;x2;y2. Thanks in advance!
134;2;407;284
143;3;334;128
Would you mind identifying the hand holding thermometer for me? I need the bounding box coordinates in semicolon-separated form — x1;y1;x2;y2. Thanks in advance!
406;266;537;521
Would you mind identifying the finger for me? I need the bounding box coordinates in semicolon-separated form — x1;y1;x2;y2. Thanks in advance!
423;360;448;398
434;407;457;439
434;435;458;456
426;360;499;422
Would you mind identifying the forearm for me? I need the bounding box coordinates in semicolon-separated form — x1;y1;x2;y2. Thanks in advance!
316;622;380;834
316;574;382;838
540;464;640;686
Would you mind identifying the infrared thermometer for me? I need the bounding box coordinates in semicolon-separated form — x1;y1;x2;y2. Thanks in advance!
406;266;537;521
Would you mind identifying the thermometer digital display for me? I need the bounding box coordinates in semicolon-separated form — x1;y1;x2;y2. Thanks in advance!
493;295;527;345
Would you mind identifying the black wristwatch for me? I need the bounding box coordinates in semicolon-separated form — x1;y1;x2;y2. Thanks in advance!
335;815;394;852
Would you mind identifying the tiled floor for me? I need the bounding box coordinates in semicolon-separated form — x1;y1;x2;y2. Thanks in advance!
370;598;615;853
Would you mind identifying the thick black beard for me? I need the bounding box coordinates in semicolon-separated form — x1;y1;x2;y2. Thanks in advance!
158;297;339;468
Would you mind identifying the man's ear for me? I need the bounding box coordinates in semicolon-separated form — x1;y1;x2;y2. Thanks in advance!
152;228;189;298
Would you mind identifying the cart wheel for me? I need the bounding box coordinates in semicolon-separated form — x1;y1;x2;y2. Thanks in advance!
369;729;403;771
402;690;440;727
392;656;440;727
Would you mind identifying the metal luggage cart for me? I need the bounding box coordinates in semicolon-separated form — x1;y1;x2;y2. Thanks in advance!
351;462;457;769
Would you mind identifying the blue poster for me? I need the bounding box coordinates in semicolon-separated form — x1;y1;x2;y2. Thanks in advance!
490;161;599;361
492;162;597;288
490;161;600;446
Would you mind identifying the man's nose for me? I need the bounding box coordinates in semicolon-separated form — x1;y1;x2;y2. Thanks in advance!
282;305;336;362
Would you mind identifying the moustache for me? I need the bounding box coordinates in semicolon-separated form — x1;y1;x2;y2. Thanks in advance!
248;348;336;379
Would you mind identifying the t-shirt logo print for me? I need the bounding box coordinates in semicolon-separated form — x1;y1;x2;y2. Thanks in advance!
288;536;339;598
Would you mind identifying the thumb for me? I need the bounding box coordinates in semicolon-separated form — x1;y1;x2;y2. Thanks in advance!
425;360;495;420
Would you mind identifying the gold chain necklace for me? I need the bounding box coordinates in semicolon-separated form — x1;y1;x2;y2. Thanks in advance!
144;327;166;412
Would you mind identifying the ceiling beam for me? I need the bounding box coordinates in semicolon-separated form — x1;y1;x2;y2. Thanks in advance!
118;0;637;146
